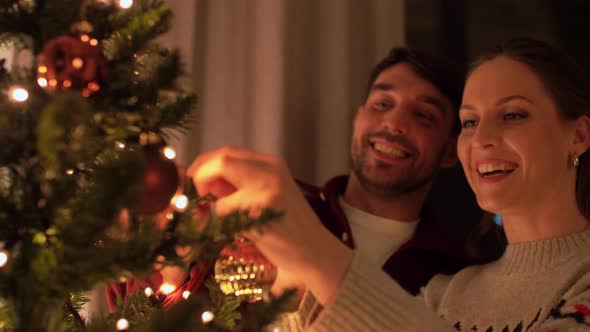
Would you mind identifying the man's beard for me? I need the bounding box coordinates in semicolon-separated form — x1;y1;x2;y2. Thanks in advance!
350;132;441;198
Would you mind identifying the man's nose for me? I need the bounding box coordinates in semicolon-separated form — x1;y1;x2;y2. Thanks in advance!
382;104;412;135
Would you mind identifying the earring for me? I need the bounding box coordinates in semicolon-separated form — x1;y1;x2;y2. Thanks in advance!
572;153;580;167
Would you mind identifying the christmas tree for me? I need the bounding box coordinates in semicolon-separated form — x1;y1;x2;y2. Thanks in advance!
0;1;291;331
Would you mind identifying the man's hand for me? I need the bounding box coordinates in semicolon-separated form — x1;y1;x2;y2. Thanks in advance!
187;146;353;305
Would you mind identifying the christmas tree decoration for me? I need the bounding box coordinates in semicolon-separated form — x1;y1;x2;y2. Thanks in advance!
215;238;278;303
0;250;7;267
37;35;107;96
116;318;129;330
131;143;179;215
118;0;134;9
201;310;215;324
0;1;289;331
8;86;29;102
172;194;189;212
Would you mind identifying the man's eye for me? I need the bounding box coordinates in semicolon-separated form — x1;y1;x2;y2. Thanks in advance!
415;110;434;121
504;113;526;121
373;101;390;111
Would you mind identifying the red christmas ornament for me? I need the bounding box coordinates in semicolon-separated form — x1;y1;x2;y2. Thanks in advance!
132;145;180;215
37;35;107;97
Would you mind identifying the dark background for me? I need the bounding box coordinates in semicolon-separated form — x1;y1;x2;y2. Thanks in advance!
406;0;590;73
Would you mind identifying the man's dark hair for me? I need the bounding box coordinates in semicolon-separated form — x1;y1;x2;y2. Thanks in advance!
366;47;465;135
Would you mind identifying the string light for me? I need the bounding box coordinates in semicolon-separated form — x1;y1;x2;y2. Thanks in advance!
118;0;133;9
116;318;129;330
201;311;215;324
65;169;75;175
8;86;29;102
37;78;48;87
72;57;84;69
182;290;190;299
144;287;154;297
0;251;8;267
162;146;176;160
172;194;189;212
159;282;175;295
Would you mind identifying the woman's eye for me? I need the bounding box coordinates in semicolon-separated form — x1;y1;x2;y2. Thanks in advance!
461;119;476;128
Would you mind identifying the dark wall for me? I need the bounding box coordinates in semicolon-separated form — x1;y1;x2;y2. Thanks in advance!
406;0;590;71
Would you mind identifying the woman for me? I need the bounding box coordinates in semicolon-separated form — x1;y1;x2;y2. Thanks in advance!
190;38;590;331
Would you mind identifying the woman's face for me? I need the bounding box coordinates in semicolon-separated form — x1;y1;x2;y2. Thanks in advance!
458;56;576;215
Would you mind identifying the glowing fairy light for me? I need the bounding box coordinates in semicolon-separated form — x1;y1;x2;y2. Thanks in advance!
9;86;29;102
116;318;129;330
163;146;176;160
72;57;84;69
172;194;189;212
144;287;154;297
201;311;215;324
0;251;8;267
118;0;133;9
37;78;48;87
159;282;176;295
182;290;190;299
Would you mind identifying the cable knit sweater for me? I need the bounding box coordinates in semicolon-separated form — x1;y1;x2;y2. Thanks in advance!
278;227;590;331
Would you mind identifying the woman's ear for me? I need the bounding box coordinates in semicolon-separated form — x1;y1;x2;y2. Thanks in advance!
440;136;458;168
573;115;590;156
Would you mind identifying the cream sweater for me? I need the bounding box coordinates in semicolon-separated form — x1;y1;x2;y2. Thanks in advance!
276;228;590;331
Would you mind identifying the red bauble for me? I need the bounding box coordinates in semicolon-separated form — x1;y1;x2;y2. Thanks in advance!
37;35;107;97
133;145;180;215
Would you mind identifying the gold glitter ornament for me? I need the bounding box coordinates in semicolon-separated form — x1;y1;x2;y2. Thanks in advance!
214;238;277;302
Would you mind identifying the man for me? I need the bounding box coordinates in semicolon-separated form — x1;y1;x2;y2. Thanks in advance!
109;47;491;313
189;47;497;328
292;47;487;296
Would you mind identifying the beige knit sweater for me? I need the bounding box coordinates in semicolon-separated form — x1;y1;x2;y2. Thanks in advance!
274;228;590;331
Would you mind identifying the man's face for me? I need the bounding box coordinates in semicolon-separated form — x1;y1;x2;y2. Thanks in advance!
350;63;457;197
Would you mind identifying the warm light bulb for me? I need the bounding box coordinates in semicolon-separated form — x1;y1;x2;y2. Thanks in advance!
66;169;75;175
115;141;126;150
80;34;90;43
201;311;215;324
37;78;48;87
159;282;176;295
182;290;190;299
0;251;7;267
118;0;133;8
116;318;129;330
144;287;154;297
9;87;29;102
172;194;189;212
72;57;84;69
162;146;176;160
38;65;47;74
90;39;98;46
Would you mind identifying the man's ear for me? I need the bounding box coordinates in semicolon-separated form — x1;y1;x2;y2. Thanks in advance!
440;136;458;168
572;115;590;157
